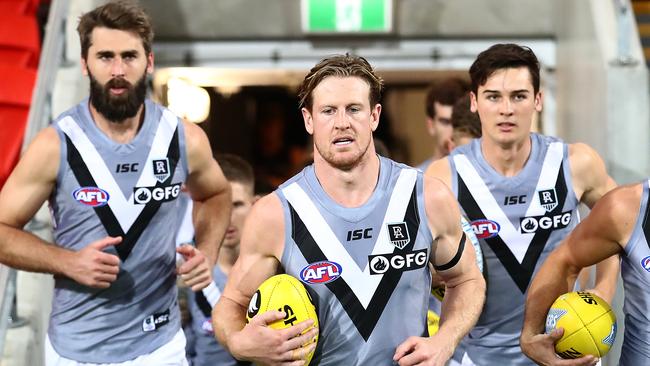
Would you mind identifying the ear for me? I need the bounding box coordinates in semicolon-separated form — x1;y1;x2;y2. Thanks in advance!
146;52;154;74
470;92;478;113
302;107;314;135
370;103;381;132
534;90;543;112
81;57;89;76
425;117;435;136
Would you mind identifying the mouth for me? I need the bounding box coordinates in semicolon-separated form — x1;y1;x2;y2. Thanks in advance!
497;122;516;130
333;136;354;146
109;88;128;95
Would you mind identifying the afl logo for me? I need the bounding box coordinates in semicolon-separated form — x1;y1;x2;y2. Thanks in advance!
641;256;650;272
300;261;342;284
471;219;500;239
72;187;109;207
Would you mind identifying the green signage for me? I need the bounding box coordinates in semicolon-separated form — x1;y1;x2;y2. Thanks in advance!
302;0;393;33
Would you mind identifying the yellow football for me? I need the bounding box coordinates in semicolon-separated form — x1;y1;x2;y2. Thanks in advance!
545;291;617;359
246;274;319;364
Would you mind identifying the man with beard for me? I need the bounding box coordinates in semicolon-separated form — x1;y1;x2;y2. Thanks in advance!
212;54;486;366
0;1;231;365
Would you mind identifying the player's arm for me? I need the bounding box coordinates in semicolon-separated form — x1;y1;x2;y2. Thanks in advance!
178;120;231;291
424;156;453;190
0;127;121;288
520;184;636;366
569;142;619;302
213;194;317;365
394;176;486;366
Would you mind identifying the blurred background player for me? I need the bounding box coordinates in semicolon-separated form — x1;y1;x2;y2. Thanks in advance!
426;43;619;365
417;77;470;170
213;54;485;366
183;154;254;366
521;181;649;365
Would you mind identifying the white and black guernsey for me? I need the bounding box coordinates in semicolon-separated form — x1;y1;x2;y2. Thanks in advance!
448;133;579;365
276;157;433;365
48;99;187;363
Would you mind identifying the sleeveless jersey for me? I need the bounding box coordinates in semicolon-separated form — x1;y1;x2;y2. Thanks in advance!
448;133;579;365
188;266;249;366
48;99;188;363
276;157;433;365
619;179;650;365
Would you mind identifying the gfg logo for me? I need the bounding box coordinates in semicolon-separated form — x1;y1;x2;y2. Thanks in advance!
368;249;427;275
73;187;109;207
520;212;571;233
133;183;181;204
300;261;342;284
471;219;500;239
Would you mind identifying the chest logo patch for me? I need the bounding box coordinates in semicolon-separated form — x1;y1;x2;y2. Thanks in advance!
152;158;170;183
72;187;110;207
300;261;342;284
538;188;558;212
387;222;410;249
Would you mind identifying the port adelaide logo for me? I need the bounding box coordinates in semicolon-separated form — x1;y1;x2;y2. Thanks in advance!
519;188;571;233
387;222;410;249
152;158;170;183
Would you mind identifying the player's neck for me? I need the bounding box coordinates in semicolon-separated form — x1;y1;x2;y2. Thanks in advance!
217;245;238;275
481;135;532;177
314;151;380;208
89;102;145;144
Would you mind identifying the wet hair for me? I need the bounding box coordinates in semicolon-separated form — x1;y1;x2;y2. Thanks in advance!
77;0;153;60
298;54;384;111
451;94;481;138
469;43;540;95
425;77;469;119
216;154;254;192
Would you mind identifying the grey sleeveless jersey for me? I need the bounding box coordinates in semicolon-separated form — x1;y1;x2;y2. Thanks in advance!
619;179;650;365
188;266;248;366
449;133;579;365
276;157;433;365
48;99;187;363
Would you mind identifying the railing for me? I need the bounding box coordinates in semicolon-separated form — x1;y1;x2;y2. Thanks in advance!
0;0;70;355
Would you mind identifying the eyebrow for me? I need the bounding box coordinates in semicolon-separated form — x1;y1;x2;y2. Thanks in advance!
95;50;139;58
482;89;530;94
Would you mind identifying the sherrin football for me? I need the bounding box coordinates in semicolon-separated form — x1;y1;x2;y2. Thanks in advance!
246;274;319;364
545;291;617;359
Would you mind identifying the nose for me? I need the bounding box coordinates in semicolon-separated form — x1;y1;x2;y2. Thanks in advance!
111;57;125;77
499;98;514;116
334;110;351;130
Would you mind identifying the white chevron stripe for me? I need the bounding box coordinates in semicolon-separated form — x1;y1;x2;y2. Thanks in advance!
453;142;564;263
58;111;178;232
283;168;418;308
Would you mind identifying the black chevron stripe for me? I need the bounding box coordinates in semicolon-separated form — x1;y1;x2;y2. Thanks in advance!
65;127;180;261
458;163;568;293
289;186;421;341
195;290;212;317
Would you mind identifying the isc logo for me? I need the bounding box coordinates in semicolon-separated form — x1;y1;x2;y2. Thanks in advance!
471;219;500;239
72;187;110;207
300;261;342;284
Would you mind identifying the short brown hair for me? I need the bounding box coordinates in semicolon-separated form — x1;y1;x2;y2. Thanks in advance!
298;54;384;111
469;43;540;95
77;0;154;60
216;154;254;192
425;77;469;119
451;94;481;138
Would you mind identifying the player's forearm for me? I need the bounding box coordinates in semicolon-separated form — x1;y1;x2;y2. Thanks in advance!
437;275;485;347
593;253;620;302
193;190;231;266
0;223;72;275
212;296;247;355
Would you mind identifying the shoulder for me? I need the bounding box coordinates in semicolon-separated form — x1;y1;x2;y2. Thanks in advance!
424;157;452;189
244;193;285;256
588;182;642;244
567;142;602;168
181;119;209;147
27;127;61;163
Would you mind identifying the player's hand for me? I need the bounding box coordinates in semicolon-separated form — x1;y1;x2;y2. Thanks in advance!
229;310;318;366
393;335;453;366
68;236;121;288
520;328;599;366
176;244;212;291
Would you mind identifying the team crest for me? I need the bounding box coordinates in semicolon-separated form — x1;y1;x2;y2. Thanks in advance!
387;222;410;249
538;188;558;212
152;158;170;183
